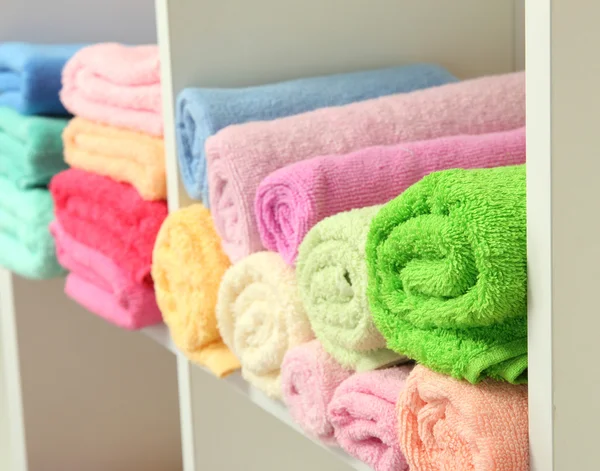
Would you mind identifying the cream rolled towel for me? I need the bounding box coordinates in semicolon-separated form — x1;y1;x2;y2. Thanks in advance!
216;251;314;398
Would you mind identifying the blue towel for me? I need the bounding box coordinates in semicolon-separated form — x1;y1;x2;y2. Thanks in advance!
0;43;85;116
176;64;458;205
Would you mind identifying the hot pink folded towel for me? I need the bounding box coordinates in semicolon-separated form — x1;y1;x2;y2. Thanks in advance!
280;340;353;445
397;365;529;471
328;367;413;471
60;43;162;136
206;71;525;262
257;127;526;264
50;221;162;330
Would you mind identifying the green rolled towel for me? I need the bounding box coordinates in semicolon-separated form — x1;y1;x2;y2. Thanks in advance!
366;164;527;384
0;106;69;188
297;205;406;371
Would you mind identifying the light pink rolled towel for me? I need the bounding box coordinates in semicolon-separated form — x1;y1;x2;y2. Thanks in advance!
50;221;163;330
206;71;525;262
257;127;526;264
60;43;162;136
328;367;413;471
280;340;353;445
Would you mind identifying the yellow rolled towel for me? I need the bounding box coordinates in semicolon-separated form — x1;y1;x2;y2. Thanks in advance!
152;204;240;377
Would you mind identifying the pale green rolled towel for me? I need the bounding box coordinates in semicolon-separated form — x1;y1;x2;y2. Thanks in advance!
296;206;405;371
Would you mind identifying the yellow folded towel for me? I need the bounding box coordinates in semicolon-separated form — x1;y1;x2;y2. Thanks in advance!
63;117;166;201
152;204;240;377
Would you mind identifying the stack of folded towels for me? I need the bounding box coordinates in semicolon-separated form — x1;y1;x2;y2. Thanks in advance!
48;43;166;330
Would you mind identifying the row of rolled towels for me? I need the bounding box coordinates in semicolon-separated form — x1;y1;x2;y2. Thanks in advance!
0;42;528;470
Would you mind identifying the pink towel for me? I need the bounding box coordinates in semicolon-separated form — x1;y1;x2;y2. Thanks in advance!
397;365;529;471
60;43;162;136
328;367;413;471
257;127;526;264
206;71;525;262
280;340;353;445
50;221;162;330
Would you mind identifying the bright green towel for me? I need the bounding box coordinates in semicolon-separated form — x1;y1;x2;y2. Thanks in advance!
0;175;64;279
297;206;406;371
0;107;69;188
367;165;527;384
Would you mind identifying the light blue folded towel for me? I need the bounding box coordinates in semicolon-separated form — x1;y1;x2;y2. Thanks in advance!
0;43;85;116
176;63;458;204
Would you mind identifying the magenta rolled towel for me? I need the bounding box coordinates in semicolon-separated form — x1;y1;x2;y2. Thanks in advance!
257;127;526;264
206;72;525;263
328;366;413;471
281;340;353;445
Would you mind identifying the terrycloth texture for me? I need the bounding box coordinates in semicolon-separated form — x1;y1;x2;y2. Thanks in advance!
0;176;63;279
177;64;457;203
60;44;162;135
63;117;166;200
328;367;413;471
258;127;527;264
0;106;69;188
397;365;529;471
297;206;404;371
152;204;240;377
367;165;528;383
49;169;167;286
206;71;525;262
0;43;83;115
50;221;162;329
281;340;352;445
216;251;314;398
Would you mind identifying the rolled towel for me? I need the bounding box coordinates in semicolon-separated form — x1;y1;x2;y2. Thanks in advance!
397;365;529;470
281;340;352;445
367;165;527;383
0;176;63;279
206;71;525;262
49;169;167;286
60;44;162;136
257;127;527;264
297;206;404;371
0;107;69;188
328;367;413;471
216;251;314;398
63;117;166;201
152;204;240;377
0;42;83;115
50;221;162;329
177;64;457;203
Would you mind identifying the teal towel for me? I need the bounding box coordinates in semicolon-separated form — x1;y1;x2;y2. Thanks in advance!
0;107;69;188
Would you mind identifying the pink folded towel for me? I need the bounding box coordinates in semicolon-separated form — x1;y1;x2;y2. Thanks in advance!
50;221;162;330
328;367;413;471
280;340;353;445
257;127;526;264
206;71;525;262
60;43;162;136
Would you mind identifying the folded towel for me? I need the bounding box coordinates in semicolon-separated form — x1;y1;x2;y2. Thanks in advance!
0;176;63;279
0;106;69;188
49;169;167;286
177;64;457;203
152;204;240;377
60;44;162;136
216;251;314;398
367;165;527;383
281;340;353;444
206;71;525;263
397;365;529;470
297;206;404;371
257;127;527;264
63;117;166;201
50;221;162;329
328;367;413;471
0;43;83;115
